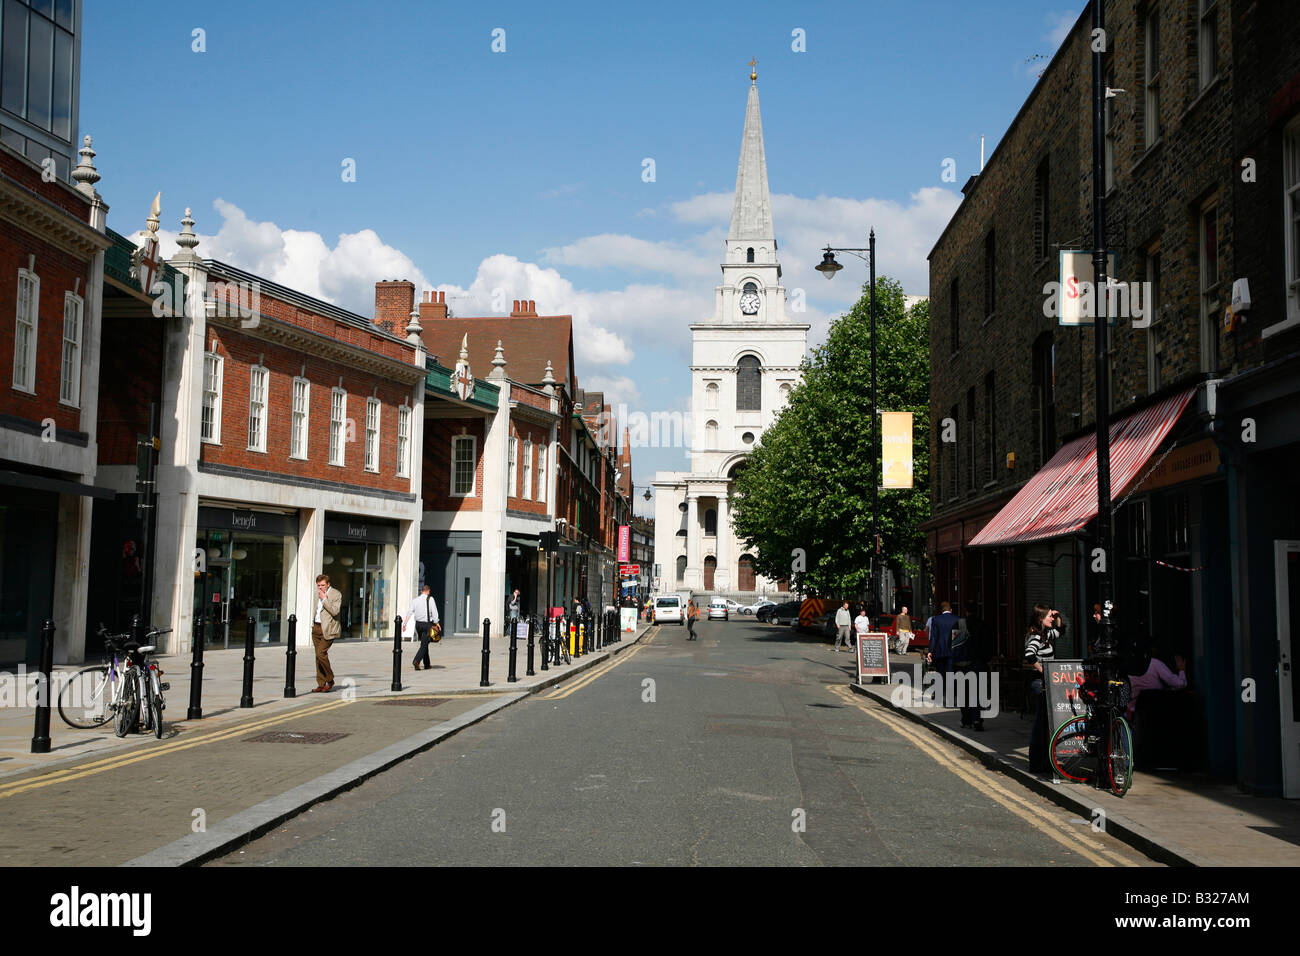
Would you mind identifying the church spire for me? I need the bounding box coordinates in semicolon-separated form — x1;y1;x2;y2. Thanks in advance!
728;77;774;245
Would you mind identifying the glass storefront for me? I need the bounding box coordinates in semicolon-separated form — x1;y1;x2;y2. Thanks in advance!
323;515;398;641
0;488;58;665
193;507;298;648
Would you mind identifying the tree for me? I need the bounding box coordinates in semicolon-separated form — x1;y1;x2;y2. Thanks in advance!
731;276;930;598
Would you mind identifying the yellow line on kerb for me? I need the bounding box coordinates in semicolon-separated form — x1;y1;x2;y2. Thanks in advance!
0;697;351;800
829;684;1135;868
541;642;649;700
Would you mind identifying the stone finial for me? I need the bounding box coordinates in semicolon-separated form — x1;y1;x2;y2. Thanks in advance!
492;339;506;369
459;333;470;365
542;359;556;395
406;307;423;344
72;134;100;197
171;207;200;262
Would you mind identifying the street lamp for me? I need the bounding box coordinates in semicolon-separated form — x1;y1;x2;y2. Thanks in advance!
816;231;879;616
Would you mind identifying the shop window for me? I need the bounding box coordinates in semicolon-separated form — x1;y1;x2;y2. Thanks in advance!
364;397;380;472
1165;491;1190;553
201;353;223;444
12;268;38;393
329;388;347;466
452;435;476;496
59;291;81;406
247;365;268;452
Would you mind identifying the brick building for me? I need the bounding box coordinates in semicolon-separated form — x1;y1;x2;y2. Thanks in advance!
925;1;1300;794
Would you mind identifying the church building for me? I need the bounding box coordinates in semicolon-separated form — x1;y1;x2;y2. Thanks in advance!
651;72;809;595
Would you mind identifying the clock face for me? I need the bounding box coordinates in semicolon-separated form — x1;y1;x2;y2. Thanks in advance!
739;291;761;315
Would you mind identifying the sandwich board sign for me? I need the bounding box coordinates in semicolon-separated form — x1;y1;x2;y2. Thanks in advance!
856;632;890;684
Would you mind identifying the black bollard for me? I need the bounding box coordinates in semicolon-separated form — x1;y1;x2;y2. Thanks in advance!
30;619;55;754
391;616;403;692
507;617;519;683
540;616;550;671
188;612;206;718
479;617;491;687
283;614;297;699
130;613;144;647
240;614;256;708
526;615;536;677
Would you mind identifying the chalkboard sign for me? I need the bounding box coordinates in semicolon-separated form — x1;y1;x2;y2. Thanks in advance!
1043;659;1087;729
856;632;890;682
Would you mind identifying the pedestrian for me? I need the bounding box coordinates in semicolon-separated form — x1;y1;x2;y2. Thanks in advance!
853;605;871;652
507;588;521;625
409;584;441;671
895;605;914;656
954;602;990;731
1024;603;1063;772
833;600;852;652
686;598;699;640
924;601;959;705
312;573;342;692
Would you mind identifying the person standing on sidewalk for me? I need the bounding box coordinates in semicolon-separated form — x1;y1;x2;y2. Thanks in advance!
834;601;852;652
409;585;440;671
925;602;958;705
313;574;342;692
1024;604;1062;772
895;606;914;656
686;598;699;640
507;588;521;627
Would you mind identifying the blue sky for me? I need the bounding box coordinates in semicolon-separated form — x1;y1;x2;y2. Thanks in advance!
81;0;1085;512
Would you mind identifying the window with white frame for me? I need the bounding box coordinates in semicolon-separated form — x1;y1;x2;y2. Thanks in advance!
1199;205;1220;373
247;365;268;452
1144;8;1161;149
508;436;518;497
522;439;533;500
396;405;410;477
60;292;83;406
364;397;380;472
290;377;309;459
1271;116;1300;336
202;352;223;443
13;269;38;392
1104;61;1117;192
537;445;547;504
1198;0;1218;92
330;388;347;465
452;435;476;496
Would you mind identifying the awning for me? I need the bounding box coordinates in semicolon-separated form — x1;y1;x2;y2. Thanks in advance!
0;468;116;500
969;387;1197;548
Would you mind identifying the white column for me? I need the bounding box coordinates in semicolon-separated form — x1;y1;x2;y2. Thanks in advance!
685;493;702;591
51;493;92;664
297;507;326;647
715;494;730;590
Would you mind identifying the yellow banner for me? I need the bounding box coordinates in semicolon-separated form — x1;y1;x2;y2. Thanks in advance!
880;411;913;489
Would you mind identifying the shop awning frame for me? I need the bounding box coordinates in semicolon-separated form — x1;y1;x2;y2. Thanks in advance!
0;468;116;500
968;387;1197;548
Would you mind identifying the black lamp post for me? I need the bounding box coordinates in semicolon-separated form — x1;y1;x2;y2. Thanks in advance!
816;231;880;615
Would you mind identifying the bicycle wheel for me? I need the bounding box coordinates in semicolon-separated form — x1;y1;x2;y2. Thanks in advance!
1049;716;1093;783
58;665;113;729
150;688;164;739
114;672;139;737
1106;715;1134;796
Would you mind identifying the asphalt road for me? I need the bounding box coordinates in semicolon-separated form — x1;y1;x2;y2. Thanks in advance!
213;617;1158;866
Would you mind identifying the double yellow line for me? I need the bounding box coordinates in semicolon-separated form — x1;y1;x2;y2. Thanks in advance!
828;684;1136;867
0;697;350;800
540;635;653;701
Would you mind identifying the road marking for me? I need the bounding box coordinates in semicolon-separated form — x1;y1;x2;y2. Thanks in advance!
0;698;351;800
541;644;648;700
829;685;1136;867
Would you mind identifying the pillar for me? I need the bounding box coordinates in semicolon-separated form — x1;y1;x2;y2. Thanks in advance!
685;493;702;591
715;494;731;590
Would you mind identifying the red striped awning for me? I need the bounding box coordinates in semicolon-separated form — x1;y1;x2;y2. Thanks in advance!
968;388;1197;548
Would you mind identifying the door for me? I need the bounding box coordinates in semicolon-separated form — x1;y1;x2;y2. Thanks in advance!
455;553;481;634
1275;541;1300;799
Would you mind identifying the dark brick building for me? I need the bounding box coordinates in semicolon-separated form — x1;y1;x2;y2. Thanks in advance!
925;0;1300;795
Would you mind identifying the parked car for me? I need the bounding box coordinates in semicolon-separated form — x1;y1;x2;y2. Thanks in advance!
742;599;776;616
723;598;743;614
874;614;928;652
654;595;684;625
707;597;729;621
767;600;802;626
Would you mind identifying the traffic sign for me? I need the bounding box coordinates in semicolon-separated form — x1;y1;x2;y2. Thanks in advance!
619;564;640;576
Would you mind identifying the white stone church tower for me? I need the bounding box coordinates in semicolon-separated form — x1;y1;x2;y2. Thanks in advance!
652;73;809;595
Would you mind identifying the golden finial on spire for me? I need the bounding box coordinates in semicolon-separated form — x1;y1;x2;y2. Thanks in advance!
749;57;757;83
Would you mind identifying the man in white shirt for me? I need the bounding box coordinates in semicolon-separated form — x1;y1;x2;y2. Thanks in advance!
853;606;872;650
408;585;441;671
833;601;852;652
313;573;342;692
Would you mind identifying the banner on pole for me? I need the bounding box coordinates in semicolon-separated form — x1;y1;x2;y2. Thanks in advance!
880;411;914;489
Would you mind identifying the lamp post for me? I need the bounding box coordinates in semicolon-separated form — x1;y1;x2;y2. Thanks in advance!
816;231;879;615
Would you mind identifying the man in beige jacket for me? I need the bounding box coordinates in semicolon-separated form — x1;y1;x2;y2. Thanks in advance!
313;573;342;692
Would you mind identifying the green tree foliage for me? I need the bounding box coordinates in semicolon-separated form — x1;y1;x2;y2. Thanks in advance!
731;276;930;596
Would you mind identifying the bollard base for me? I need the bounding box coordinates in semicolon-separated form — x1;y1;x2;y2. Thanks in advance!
240;697;254;708
30;737;50;754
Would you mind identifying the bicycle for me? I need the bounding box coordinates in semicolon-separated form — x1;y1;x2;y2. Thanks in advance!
547;617;571;666
58;627;128;729
58;626;170;738
1048;655;1134;797
122;629;171;739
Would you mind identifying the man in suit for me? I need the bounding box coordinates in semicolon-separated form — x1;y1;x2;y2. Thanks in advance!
313;573;342;692
925;601;959;706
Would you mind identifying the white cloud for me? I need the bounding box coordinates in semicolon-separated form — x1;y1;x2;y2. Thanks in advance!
542;234;714;278
1044;10;1077;51
582;375;642;408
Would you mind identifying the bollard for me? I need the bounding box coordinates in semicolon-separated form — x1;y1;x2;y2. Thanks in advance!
283;614;297;699
540;617;550;671
189;612;206;718
240;614;256;708
391;615;403;692
569;617;576;659
479;617;491;687
30;620;55;754
577;617;585;657
526;615;536;676
508;617;519;683
130;612;144;647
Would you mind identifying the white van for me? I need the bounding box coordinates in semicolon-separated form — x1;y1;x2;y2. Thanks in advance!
654;595;684;625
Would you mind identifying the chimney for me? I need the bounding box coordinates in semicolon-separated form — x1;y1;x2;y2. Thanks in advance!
418;289;449;323
374;280;415;333
510;299;538;317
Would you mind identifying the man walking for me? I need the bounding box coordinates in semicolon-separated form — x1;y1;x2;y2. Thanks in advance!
925;601;959;706
312;573;342;692
895;606;914;656
409;584;440;671
852;605;872;654
834;601;852;652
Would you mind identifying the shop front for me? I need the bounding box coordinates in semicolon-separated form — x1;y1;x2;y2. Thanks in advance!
0;486;58;666
193;506;298;648
324;515;399;641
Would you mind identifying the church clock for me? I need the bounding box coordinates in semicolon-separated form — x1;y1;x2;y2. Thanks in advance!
739;283;761;316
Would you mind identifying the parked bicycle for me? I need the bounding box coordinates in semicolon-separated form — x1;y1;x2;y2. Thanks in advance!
57;626;171;738
546;616;571;666
1048;651;1134;796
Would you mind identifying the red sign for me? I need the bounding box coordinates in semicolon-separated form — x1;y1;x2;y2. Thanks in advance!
620;564;640;577
617;525;630;562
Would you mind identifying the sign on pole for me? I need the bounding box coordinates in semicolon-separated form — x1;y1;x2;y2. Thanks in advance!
1057;250;1119;327
880;411;913;489
617;525;630;562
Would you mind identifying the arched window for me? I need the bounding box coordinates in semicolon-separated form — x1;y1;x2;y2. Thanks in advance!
746;247;755;263
705;382;718;410
704;508;717;536
703;555;717;590
736;355;761;411
676;555;687;584
737;555;756;592
705;420;718;446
